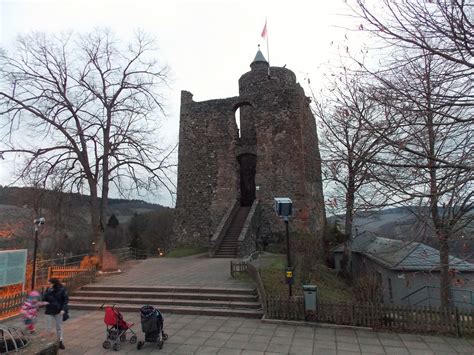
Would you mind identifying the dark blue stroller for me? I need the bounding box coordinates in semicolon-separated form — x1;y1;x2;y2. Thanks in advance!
136;305;168;350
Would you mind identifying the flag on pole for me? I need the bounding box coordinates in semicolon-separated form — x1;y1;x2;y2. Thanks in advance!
261;20;267;39
261;18;270;76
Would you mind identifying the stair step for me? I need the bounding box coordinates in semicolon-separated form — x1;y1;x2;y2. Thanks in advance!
215;206;252;258
69;296;261;309
69;303;263;318
73;290;257;302
79;285;255;295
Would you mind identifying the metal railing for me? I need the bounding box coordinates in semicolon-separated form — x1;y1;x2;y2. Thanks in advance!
401;285;474;310
0;247;151;319
109;247;154;261
28;247;151;289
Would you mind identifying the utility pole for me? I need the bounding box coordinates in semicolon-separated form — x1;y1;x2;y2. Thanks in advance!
285;216;292;297
31;217;45;290
274;197;293;298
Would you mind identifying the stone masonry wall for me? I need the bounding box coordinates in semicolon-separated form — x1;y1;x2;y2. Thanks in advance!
173;91;240;246
239;65;326;249
174;62;326;250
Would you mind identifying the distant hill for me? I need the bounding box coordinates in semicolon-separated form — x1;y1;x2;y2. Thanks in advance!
0;185;166;223
0;185;171;256
328;207;473;261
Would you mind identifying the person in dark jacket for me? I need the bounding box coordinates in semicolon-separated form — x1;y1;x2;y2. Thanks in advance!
43;278;69;350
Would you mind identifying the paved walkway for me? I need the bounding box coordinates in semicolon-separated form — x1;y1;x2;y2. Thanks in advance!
2;257;473;354
3;310;473;354
97;255;251;288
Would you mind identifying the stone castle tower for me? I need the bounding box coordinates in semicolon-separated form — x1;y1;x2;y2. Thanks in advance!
173;49;325;254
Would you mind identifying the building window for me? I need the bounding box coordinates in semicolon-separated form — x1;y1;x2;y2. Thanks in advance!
388;278;393;302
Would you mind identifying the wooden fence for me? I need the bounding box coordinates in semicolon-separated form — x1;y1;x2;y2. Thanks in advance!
48;265;87;281
0;292;27;319
266;296;474;336
266;296;305;321
0;267;96;320
230;261;248;277
61;267;96;291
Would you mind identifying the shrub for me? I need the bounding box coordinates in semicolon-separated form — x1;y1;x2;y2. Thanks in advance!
80;255;100;269
353;272;383;303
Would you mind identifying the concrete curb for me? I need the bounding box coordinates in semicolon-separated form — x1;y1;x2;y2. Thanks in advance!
260;315;374;331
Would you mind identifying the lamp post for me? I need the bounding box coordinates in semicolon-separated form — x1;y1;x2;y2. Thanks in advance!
274;197;293;298
31;217;45;290
284;216;292;297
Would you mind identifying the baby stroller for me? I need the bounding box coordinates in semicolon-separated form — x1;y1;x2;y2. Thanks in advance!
137;305;168;350
102;305;137;351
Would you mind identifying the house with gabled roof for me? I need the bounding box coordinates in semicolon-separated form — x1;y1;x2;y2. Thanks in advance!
333;232;474;309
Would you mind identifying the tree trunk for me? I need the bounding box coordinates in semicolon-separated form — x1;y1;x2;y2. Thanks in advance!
340;178;355;281
439;232;452;310
89;182;104;267
99;175;109;268
98;109;112;267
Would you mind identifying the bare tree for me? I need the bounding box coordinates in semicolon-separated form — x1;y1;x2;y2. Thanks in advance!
368;50;473;309
344;0;473;308
350;0;474;121
312;70;388;279
0;30;175;265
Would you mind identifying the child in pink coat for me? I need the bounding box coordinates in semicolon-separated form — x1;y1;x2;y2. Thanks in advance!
21;290;46;334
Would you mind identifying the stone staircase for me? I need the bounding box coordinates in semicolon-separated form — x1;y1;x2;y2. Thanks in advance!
69;284;263;318
214;206;251;258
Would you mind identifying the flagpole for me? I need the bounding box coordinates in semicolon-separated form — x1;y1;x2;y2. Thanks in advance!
266;18;270;76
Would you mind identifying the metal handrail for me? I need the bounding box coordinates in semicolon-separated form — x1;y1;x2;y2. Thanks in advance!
401;285;429;302
29;247;150;288
401;285;474;308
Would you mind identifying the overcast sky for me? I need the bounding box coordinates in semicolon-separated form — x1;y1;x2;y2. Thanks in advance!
0;0;356;206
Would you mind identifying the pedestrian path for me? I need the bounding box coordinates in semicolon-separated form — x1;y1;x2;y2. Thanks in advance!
6;310;473;354
2;256;473;354
96;255;251;288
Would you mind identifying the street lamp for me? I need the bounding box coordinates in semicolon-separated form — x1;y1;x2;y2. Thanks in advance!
31;217;45;290
274;197;293;298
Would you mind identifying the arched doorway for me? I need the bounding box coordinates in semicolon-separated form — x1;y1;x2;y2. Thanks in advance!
238;153;256;206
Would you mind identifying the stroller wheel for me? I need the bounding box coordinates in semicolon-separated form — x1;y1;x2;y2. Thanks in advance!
109;330;118;340
137;341;144;350
102;340;111;349
163;333;168;341
113;343;121;351
158;340;163;349
120;333;127;342
130;335;137;344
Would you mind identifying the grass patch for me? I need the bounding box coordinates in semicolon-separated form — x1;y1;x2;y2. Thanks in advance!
255;253;353;302
233;273;252;282
166;246;208;257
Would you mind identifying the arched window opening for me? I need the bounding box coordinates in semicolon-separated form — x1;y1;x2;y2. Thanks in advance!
234;107;241;138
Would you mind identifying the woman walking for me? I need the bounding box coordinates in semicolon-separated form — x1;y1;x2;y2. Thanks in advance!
43;278;69;350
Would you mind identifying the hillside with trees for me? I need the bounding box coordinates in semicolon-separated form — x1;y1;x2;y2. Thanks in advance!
0;185;173;258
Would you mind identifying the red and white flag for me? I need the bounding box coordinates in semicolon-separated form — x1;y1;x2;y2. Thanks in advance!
261;20;267;39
